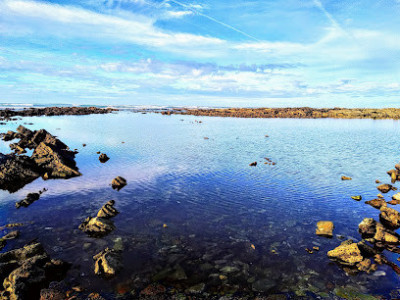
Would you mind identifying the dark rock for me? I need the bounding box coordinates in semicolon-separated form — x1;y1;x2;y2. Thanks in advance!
0;154;40;193
16;192;40;208
98;153;110;163
249;162;257;167
377;184;393;193
111;176;127;191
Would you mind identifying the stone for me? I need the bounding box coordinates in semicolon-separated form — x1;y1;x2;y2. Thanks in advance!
15;192;40;208
249;161;257;167
380;206;400;229
96;200;119;219
341;176;352;180
316;221;334;238
111;176;127;191
327;241;363;266
365;198;387;209
98;153;110;163
78;217;115;238
351;196;362;201
377;184;393;193
93;248;122;277
393;193;400;201
359;218;400;244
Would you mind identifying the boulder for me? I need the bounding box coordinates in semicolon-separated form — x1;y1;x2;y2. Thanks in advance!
111;176;127;191
359;218;400;244
327;240;363;266
96;200;119;219
316;221;334;238
93;248;122;277
380;206;400;229
377;184;393;193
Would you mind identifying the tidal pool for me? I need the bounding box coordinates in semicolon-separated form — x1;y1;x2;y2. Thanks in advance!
1;111;400;298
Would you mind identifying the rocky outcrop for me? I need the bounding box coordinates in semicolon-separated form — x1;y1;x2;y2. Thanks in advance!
111;176;127;191
327;240;363;266
0;242;69;300
0;126;81;192
379;206;400;229
0;154;40;193
315;221;334;238
79;200;119;237
93;248;122;277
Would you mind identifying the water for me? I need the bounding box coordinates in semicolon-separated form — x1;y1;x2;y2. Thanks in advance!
1;111;400;298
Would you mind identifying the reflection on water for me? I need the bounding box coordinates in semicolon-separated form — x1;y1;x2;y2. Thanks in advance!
1;112;400;298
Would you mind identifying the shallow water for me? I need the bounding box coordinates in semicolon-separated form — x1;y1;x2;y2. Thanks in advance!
1;112;400;298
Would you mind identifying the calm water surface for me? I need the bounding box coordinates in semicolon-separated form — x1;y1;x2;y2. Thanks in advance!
1;111;400;298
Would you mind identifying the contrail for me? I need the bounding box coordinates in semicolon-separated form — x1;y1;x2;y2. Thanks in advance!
312;0;348;36
167;0;261;42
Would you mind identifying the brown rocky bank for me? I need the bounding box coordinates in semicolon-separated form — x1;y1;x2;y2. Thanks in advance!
158;107;400;119
0;106;116;121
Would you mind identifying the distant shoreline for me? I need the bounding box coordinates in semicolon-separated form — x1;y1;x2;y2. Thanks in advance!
157;107;400;120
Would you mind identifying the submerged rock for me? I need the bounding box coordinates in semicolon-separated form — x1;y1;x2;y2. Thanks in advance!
377;184;393;193
379;206;400;229
0;242;69;300
98;153;110;163
327;240;363;266
316;221;334;238
79;200;119;237
93;248;122;277
111;176;127;191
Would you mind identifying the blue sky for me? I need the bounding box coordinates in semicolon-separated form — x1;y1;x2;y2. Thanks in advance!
0;0;399;107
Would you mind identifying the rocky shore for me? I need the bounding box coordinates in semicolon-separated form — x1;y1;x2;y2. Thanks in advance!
0;107;116;122
158;107;400;120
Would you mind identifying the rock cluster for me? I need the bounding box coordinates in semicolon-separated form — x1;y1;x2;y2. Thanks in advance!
0;126;81;192
0;242;69;300
79;200;119;237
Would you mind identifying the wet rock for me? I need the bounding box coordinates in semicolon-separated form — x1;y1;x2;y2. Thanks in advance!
111;176;127;191
365;198;387;209
387;169;399;183
249;162;257;167
79;200;118;237
98;153;109;163
0;242;69;300
96;200;119;219
380;206;400;229
315;221;334;238
32;142;81;179
93;248;122;277
356;259;377;273
377;184;393;193
358;218;400;244
0;154;40;193
351;195;362;201
341;176;352;180
327;240;363;266
15;192;40;208
78;217;115;238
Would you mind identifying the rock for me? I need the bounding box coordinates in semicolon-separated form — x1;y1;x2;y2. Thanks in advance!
388;169;399;183
32;142;81;179
0;243;69;300
377;193;384;198
365;198;387;209
316;221;334;238
351;196;362;201
396;163;400;171
40;288;65;300
96;200;119;219
0;231;19;251
388;199;400;205
185;283;205;294
376;180;381;184
356;259;377;273
359;218;400;244
249;161;257;167
78;217;115;238
341;176;352;180
0;154;40;193
9;143;26;154
252;278;276;292
93;248;121;277
98;153;109;163
393;193;400;201
79;200;118;237
377;184;392;193
327;240;363;266
111;176;127;191
15;192;40;208
380;206;400;229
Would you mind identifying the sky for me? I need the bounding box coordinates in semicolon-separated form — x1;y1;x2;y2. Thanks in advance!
0;0;399;107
